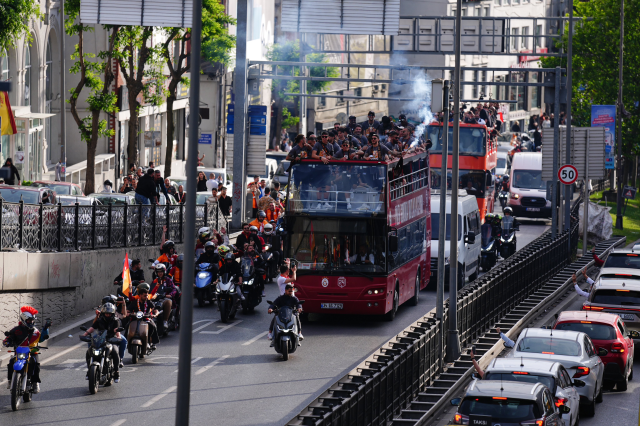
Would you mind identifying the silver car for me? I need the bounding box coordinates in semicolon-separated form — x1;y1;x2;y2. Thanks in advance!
507;328;605;417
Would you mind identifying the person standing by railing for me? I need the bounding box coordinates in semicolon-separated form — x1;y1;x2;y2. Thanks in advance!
3;158;20;185
135;169;156;205
218;186;232;217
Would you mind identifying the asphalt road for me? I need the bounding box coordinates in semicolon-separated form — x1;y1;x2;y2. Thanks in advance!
0;216;549;426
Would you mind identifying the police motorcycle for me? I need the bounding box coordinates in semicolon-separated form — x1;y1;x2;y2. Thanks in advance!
216;273;241;323
240;253;264;313
479;217;498;272
499;212;519;259
267;300;304;361
79;324;124;394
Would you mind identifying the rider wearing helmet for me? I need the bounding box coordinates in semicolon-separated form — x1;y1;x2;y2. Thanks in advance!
197;241;221;271
500;175;510;192
502;206;520;228
218;252;242;284
101;179;114;193
236;222;263;255
124;283;160;347
168;254;184;286
151;264;179;332
3;306;51;392
249;210;268;233
82;303;123;381
260;223;282;270
154;240;177;269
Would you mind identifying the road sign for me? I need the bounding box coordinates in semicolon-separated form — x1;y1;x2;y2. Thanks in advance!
623;186;637;200
558;164;578;185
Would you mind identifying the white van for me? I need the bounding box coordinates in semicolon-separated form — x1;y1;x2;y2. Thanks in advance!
508;152;551;218
430;193;482;288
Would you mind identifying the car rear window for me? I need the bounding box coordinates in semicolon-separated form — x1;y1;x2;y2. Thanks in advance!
0;189;40;204
484;373;555;393
516;337;582;356
603;253;640;270
555;322;617;340
459;397;541;422
592;289;640;306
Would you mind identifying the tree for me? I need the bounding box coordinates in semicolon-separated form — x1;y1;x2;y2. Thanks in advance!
65;0;119;194
0;0;41;52
540;0;640;183
266;41;339;145
159;0;235;177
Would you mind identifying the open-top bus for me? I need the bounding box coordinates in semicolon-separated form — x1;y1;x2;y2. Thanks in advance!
283;151;431;319
427;122;498;222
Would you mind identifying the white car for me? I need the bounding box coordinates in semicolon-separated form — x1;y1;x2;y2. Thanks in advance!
507;328;605;416
483;358;582;425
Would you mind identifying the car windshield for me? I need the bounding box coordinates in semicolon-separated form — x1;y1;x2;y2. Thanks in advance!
555;322;617;340
516;337;582;356
196;193;210;204
288;163;386;216
459;397;541;422
512;169;545;189
603;253;640;270
428;125;487;156
430;212;462;241
286;217;387;274
592;289;640;306
430;169;487;197
0;188;40;204
90;195;128;205
58;197;93;206
170;178;187;190
497;158;507;169
32;183;71;194
484;373;555;393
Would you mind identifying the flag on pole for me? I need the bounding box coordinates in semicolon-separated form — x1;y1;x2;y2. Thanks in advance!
122;254;132;297
0;92;17;136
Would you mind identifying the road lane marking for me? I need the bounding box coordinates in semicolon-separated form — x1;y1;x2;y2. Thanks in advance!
194;355;229;376
40;342;85;365
173;357;203;373
192;320;217;333
242;331;268;346
110;420;127;426
141;385;177;408
200;321;242;334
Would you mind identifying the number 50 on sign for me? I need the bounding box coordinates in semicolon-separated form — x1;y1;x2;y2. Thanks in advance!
558;164;578;185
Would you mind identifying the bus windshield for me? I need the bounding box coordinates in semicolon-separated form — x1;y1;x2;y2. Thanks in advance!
286;216;387;274
430;169;487;197
427;125;487;156
288;163;387;216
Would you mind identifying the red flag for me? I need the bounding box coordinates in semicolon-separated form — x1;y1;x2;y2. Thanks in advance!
499;112;504;123
122;254;132;297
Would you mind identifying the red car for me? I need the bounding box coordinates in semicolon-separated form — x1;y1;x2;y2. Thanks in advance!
553;311;638;391
31;180;84;196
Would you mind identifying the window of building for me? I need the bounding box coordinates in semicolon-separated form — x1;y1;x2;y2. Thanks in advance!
337;90;345;104
512;0;520;4
45;39;53;163
483;7;490;16
511;28;519;51
317;96;326;108
474;7;481;16
461;8;467;16
509;72;525;111
46;40;52;102
481;70;487;98
536;25;543;47
24;46;31;106
451;8;457;16
494;0;501;5
530;72;541;109
521;27;529;49
471;71;478;99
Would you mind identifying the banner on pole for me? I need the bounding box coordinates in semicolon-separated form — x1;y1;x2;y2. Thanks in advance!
591;105;616;170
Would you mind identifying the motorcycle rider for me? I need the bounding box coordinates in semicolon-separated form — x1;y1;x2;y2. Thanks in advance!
219;252;242;282
502;207;520;229
114;259;145;297
236;222;263;255
267;284;304;345
3;306;51;392
124;283;160;348
261;223;282;278
243;243;267;297
154;240;177;268
82;303;123;382
150;264;180;331
168;254;184;287
249;210;268;233
197;241;221;268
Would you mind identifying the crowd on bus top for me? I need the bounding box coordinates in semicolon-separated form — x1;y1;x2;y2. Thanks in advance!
284;111;430;164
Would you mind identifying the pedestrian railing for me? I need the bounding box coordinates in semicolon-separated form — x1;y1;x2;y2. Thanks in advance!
0;200;228;252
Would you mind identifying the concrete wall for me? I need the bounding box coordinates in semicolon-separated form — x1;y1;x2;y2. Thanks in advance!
0;244;183;332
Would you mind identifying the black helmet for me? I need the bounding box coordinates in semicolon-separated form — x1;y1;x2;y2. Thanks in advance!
162;240;175;254
205;241;215;251
225;252;235;261
258;210;266;220
249;225;259;233
503;175;509;182
104;179;113;187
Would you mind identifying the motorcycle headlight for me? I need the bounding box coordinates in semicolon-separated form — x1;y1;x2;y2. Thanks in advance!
93;349;101;356
136;311;144;319
230;287;235;293
198;272;208;279
247;279;254;286
216;284;221;292
16;352;27;360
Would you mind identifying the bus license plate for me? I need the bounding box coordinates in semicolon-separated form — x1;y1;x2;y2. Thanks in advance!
321;303;343;310
619;313;635;321
526;207;540;212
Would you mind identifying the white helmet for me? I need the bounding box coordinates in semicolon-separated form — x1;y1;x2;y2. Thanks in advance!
155;263;167;273
263;223;274;235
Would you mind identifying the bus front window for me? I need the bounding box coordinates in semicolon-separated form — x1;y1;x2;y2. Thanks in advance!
427;125;486;156
430;169;487;197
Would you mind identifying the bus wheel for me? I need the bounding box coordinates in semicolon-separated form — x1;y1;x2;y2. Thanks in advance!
409;273;420;306
385;285;399;321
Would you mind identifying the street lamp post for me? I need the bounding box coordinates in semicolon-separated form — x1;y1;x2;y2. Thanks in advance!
615;0;625;230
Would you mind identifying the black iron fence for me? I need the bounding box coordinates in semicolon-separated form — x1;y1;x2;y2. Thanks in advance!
0;200;228;252
289;200;582;426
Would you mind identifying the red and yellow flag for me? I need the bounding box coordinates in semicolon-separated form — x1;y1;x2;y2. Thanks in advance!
0;92;17;136
122;254;132;297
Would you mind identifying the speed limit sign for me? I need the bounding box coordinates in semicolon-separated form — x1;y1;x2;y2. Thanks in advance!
558;164;578;185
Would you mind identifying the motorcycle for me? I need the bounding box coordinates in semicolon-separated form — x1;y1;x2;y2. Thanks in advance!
261;244;277;283
126;310;159;364
499;216;519;259
268;300;304;361
498;190;509;209
240;256;263;313
479;224;497;272
6;339;47;411
154;285;180;335
216;273;240;323
79;326;123;394
195;262;217;307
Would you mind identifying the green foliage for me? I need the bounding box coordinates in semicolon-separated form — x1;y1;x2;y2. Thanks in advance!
201;0;236;65
0;0;41;52
281;107;299;129
540;0;640;157
266;40;340;101
21;180;33;186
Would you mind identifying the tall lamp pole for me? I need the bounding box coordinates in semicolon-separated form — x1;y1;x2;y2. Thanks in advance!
564;0;574;233
59;0;67;181
615;0;625;230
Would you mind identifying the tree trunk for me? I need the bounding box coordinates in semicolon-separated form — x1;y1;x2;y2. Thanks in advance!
127;93;141;167
164;92;177;178
85;112;101;194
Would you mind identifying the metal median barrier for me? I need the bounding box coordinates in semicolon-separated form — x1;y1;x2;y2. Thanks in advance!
0;200;228;252
288;200;583;426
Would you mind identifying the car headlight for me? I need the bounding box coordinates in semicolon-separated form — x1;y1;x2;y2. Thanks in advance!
93;349;101;356
511;193;519;199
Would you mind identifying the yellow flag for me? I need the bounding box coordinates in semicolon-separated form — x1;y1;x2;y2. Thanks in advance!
122;253;132;297
0;92;17;136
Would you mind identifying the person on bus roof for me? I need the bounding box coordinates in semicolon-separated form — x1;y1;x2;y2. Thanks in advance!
364;134;389;161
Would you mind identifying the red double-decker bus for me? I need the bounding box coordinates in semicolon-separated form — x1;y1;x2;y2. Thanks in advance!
427;122;497;221
283;152;431;320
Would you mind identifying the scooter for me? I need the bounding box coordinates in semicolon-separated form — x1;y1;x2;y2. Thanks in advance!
480;224;497;272
268;300;304;361
126;310;160;364
154;286;180;335
195;262;216;307
79;327;123;394
240;256;263;313
499;216;518;259
216;273;240;323
6;339;47;411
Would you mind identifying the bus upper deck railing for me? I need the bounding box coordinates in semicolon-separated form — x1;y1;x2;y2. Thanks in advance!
0;199;228;252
